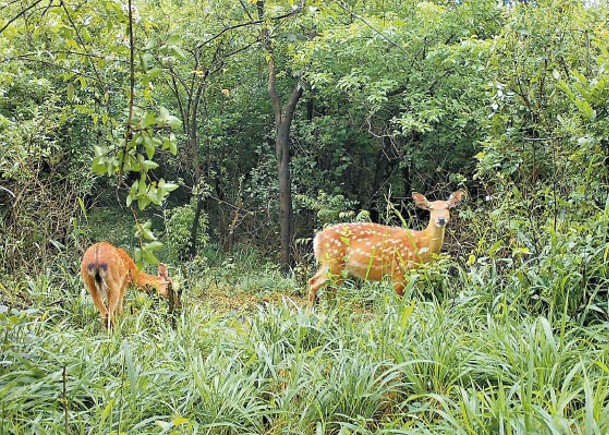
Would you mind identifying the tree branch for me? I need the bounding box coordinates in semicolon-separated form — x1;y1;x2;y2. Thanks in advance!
0;0;29;12
333;0;411;57
0;56;99;80
118;0;136;184
0;0;46;35
59;0;106;95
284;79;304;119
196;1;304;50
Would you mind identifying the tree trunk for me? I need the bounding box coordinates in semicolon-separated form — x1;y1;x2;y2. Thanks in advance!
402;160;412;202
186;80;205;259
257;0;304;271
276;117;294;269
168;55;210;259
369;147;388;222
189;193;205;258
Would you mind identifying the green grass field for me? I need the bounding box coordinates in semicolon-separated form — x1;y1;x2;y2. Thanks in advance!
2;256;609;434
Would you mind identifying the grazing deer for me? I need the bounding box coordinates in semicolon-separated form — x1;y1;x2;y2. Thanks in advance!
80;241;175;328
307;190;464;311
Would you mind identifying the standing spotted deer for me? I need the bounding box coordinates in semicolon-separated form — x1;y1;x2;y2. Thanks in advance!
307;190;464;311
80;241;176;329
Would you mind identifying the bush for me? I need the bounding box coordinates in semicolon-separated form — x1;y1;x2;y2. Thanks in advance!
163;202;209;261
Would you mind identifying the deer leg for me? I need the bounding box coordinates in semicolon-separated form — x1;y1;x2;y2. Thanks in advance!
307;272;326;312
106;286;122;329
392;281;405;297
391;273;405;297
307;267;346;312
308;265;338;312
117;280;128;315
391;260;410;298
83;274;111;328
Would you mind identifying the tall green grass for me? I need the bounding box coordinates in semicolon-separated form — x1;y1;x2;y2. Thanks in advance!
2;257;609;434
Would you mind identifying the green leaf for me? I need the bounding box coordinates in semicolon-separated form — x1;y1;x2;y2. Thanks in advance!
167;34;181;45
100;399;114;423
144;38;157;51
172;417;190;427
143;160;159;171
146;190;159;204
159;106;170;120
169;141;177;155
166;114;181;130
142;52;154;69
558;80;575;100
67;82;74;102
134;248;142;264
158;107;181;129
137;195;151;210
574;99;596;121
160;133;178;155
572;70;590;88
143;248;159;265
91;157;107;175
145;241;163;251
138;175;147;194
488;240;504;256
136;220;156;240
107;161;115;177
159;179;178;193
142;67;162;86
143;137;156;160
143;111;156;128
93;145;106;157
169;45;187;60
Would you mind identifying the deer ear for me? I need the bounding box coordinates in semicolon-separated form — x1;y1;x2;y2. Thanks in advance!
158;263;169;279
447;190;464;208
412;192;430;209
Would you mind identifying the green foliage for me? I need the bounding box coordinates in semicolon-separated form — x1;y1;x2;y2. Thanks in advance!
93;105;180;210
0;83;93;276
85;208;135;248
163;201;209;261
0;0;182;277
470;1;609;324
295;190;358;228
132;220;165;266
560;36;609;146
299;0;495;201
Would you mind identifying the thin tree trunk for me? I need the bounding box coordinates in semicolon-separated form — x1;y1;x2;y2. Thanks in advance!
189;193;205;257
187;83;204;259
257;0;304;271
276;118;294;268
181;124;205;259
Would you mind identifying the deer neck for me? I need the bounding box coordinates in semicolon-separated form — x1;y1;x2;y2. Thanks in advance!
421;221;446;254
135;271;164;292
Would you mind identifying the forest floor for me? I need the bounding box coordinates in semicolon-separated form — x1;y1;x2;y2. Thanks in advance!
197;288;308;314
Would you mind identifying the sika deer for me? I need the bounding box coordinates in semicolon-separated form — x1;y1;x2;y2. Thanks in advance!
307;190;464;311
80;241;175;328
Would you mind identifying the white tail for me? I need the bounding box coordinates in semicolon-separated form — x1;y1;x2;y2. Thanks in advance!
80;241;175;329
307;190;464;311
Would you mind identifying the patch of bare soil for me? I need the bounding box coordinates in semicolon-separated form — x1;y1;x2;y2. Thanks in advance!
195;288;308;315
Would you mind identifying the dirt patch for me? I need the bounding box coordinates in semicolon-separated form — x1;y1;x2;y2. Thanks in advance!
184;286;379;317
194;288;308;314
